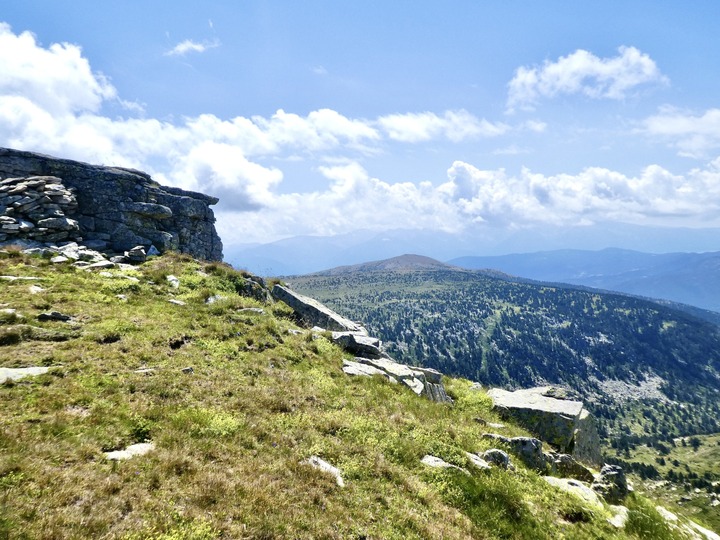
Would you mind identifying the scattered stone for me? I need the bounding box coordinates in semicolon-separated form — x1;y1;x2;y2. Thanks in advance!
464;451;492;471
481;449;511;469
134;368;156;375
302;456;345;487
238;307;265;314
421;455;469;475
37;311;72;322
104;442;155;461
85;260;115;270
166;275;180;288
168;299;186;306
28;285;45;294
0;366;50;383
124;245;146;263
205;295;225;304
607;505;629;529
0;275;42;281
548;453;595;482
332;332;385;358
591;464;629;504
287;329;303;336
482;434;548;472
181;366;194;374
50;255;69;264
543;476;603;510
342;359;391;378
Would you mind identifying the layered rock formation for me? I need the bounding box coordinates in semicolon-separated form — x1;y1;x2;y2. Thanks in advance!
271;284;452;403
0;148;222;261
487;386;602;465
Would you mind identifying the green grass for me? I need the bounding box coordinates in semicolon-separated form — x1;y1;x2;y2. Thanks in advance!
0;250;708;538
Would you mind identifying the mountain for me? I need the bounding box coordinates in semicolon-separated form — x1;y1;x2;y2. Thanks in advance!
7;250;715;538
450;248;720;313
289;257;720;440
311;253;459;275
225;224;720;276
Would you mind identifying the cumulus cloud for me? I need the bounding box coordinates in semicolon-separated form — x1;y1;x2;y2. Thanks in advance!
2;23;719;246
377;110;508;142
507;46;668;112
164;38;220;57
642;106;720;158
0;23;116;115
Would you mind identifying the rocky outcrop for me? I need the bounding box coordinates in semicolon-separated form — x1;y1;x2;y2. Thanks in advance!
273;284;452;403
272;285;364;332
487;386;601;465
0;148;222;261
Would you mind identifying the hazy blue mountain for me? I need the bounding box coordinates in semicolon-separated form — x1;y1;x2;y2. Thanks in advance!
225;224;720;277
450;248;720;313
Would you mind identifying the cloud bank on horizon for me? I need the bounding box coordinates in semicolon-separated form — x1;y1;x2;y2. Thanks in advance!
1;19;720;247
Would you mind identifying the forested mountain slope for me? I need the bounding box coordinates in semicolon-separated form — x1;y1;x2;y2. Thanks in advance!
289;261;720;441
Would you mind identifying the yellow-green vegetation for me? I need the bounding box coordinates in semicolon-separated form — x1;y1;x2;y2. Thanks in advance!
0;250;706;538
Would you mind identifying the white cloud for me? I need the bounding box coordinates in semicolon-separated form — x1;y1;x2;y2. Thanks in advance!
377;110;508;142
2;23;719;246
164;38;219;57
507;46;668;112
642;106;720;158
0;23;116;115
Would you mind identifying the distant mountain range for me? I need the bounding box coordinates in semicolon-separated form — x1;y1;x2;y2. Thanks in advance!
226;227;720;314
226;224;720;277
450;248;720;313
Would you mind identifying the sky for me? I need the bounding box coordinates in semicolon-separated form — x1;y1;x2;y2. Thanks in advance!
2;1;720;251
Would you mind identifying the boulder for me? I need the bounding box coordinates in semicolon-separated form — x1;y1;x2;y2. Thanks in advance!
332;332;385;358
543;477;603;510
104;442;155;461
421;455;469;475
548;453;595;482
271;285;364;332
482;434;548;472
487;386;601;465
0;366;50;383
481;449;511;469
591;464;629;504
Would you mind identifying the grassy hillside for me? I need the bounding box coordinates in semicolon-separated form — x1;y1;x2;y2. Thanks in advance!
0;249;712;539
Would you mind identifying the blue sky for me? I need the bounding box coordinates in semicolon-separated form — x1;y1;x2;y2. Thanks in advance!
2;1;720;249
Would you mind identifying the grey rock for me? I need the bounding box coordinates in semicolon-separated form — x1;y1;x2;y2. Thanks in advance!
303;456;345;487
50;255;69;264
37;311;72;322
104;442;155;461
125;245;146;263
168;299;186;306
271;285;364;332
421;455;470;475
332;332;384;358
548;453;595;482
464;451;492;471
181;366;194;374
543;476;603;510
342;359;390;378
487;386;601;464
166;275;180;288
0;366;50;383
482;433;548;472
0;148;222;260
591;464;629;504
482;448;511;469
